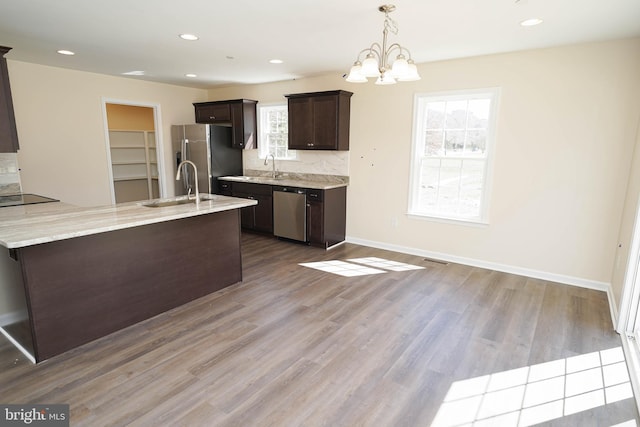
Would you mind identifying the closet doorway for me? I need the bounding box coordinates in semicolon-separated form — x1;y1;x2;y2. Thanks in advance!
103;101;165;203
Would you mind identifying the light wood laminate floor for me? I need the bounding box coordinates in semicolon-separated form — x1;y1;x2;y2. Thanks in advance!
1;233;638;426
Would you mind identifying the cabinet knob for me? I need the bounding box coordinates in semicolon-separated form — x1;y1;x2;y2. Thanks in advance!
307;142;314;147
209;116;215;120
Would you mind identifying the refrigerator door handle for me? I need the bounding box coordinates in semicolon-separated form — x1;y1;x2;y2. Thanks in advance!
181;138;190;192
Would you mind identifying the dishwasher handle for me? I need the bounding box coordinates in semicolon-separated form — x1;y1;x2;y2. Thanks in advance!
273;186;306;195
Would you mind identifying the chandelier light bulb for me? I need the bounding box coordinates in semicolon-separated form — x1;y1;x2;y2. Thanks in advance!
346;62;368;83
361;54;381;78
397;60;421;81
391;54;409;77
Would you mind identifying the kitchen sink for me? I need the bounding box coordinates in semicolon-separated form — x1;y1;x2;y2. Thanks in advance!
142;195;213;208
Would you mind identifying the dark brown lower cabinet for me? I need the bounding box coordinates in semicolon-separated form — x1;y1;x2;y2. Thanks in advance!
307;197;323;244
232;182;273;234
223;180;346;247
239;193;272;232
306;187;346;248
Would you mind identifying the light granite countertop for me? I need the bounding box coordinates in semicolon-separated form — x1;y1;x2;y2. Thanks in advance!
0;194;257;249
219;174;348;190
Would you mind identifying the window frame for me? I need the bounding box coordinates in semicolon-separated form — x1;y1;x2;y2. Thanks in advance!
408;88;500;225
257;102;296;160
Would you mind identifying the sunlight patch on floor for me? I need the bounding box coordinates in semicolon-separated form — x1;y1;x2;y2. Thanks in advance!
348;257;426;271
298;260;386;277
431;346;635;427
299;257;425;277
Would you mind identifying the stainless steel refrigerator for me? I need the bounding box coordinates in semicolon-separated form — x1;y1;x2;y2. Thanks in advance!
171;124;243;195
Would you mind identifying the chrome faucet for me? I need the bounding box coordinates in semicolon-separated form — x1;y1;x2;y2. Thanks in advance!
176;160;200;206
264;153;276;179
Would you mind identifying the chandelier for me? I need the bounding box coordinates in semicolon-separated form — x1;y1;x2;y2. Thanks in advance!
346;4;421;85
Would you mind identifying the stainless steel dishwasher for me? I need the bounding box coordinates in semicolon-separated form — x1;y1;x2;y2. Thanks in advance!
273;186;307;242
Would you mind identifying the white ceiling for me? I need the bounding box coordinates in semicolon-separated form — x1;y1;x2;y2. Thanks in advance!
1;0;639;89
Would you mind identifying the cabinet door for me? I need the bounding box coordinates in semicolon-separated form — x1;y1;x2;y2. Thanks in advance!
240;205;255;229
236;196;272;232
0;47;18;153
288;97;314;150
311;95;339;149
233;192;256;229
306;199;324;244
232;182;272;232
195;103;231;123
230;103;244;149
254;193;273;233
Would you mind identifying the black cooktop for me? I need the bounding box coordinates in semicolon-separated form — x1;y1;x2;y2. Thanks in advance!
0;193;59;208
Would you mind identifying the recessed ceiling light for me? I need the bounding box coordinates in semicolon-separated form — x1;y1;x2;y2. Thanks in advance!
185;73;197;78
179;34;199;41
122;70;145;76
57;50;75;56
520;18;543;27
269;59;283;64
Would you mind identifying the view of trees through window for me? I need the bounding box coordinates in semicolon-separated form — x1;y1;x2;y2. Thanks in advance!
259;104;295;160
410;90;498;222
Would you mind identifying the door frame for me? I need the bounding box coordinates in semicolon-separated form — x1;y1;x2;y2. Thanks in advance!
616;196;640;411
617;198;640;334
101;98;167;204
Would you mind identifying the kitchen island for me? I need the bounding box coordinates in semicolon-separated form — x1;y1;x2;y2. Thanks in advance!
0;194;257;362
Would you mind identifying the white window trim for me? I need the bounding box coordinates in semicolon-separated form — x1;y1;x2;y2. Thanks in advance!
407;87;500;225
258;102;297;160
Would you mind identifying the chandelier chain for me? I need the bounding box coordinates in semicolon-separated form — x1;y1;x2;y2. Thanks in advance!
384;14;399;35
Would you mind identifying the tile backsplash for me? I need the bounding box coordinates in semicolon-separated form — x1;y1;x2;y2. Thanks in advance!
243;150;349;179
0;153;21;195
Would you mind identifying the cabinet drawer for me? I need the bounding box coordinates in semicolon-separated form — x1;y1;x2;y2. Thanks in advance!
219;181;232;195
232;182;273;196
306;189;324;201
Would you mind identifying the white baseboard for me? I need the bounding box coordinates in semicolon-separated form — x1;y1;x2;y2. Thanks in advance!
345;235;614;301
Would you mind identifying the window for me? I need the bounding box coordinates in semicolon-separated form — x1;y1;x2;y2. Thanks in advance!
258;103;296;160
409;89;499;223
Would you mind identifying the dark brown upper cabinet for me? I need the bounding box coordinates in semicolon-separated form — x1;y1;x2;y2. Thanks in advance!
285;90;352;151
193;99;257;149
0;46;19;153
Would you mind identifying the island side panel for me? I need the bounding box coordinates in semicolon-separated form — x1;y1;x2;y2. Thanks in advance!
18;209;242;362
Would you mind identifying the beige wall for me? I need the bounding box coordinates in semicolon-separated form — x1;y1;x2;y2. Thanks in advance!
208;38;640;290
8;61;207;206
